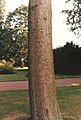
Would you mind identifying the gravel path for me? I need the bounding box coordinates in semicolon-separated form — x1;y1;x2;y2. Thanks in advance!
0;77;81;91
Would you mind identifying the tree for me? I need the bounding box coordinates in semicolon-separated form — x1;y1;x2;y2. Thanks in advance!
28;0;62;120
0;0;9;60
0;27;17;60
5;6;28;67
62;0;81;37
0;0;5;21
54;41;81;75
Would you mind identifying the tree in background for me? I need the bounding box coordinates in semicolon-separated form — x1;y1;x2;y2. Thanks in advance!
0;5;28;67
0;27;16;60
54;41;81;75
0;0;5;21
5;5;28;67
28;0;62;120
60;0;81;75
62;0;81;37
0;0;9;60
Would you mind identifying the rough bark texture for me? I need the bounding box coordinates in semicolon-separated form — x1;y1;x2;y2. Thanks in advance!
28;0;63;120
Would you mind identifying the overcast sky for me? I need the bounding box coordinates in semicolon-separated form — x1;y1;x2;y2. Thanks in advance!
5;0;81;48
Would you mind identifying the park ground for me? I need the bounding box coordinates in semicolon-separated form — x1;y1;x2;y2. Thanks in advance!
1;85;81;120
0;69;81;120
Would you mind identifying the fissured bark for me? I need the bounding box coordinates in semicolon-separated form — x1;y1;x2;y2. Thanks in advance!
28;0;63;120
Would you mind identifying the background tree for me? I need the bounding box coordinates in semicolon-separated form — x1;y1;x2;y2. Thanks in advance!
54;41;81;75
0;0;8;60
0;5;28;67
0;27;16;60
60;0;81;75
62;0;81;37
5;5;28;67
28;0;62;120
0;0;5;21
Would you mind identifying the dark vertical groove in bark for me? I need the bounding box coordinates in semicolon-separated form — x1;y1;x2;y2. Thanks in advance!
28;0;63;120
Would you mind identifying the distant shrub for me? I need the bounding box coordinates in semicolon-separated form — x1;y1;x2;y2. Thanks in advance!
0;66;15;74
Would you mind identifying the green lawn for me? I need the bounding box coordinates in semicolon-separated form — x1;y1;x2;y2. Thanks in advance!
57;86;81;119
55;74;81;79
0;69;28;82
0;68;81;82
0;90;30;120
1;86;81;119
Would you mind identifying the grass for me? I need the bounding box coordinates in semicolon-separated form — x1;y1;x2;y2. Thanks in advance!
57;86;81;119
0;69;28;82
0;67;81;82
55;74;81;79
1;86;81;119
0;90;30;120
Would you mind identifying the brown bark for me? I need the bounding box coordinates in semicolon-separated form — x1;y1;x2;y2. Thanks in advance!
28;0;63;120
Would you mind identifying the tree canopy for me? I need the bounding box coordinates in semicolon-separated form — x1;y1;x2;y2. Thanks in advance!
54;41;81;75
0;5;28;66
63;0;81;37
0;0;5;21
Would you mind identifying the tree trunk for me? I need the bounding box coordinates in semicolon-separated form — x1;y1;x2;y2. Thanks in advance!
28;0;63;120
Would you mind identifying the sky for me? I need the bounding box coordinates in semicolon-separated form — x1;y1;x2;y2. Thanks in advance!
5;0;81;48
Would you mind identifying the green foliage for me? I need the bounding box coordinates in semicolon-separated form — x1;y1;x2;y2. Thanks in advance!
75;0;81;3
54;41;81;75
63;0;81;36
0;5;28;66
0;0;5;21
0;26;18;60
66;0;81;3
6;6;28;66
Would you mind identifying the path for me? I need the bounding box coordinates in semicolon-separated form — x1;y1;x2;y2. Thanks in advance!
0;81;28;91
55;77;81;87
0;78;81;91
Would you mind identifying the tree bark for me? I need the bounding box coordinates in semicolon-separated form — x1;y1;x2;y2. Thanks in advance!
28;0;63;120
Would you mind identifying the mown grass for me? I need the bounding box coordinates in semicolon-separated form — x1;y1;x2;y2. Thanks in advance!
0;69;81;82
0;69;28;82
1;86;81;119
55;74;81;79
57;86;81;119
0;90;30;120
